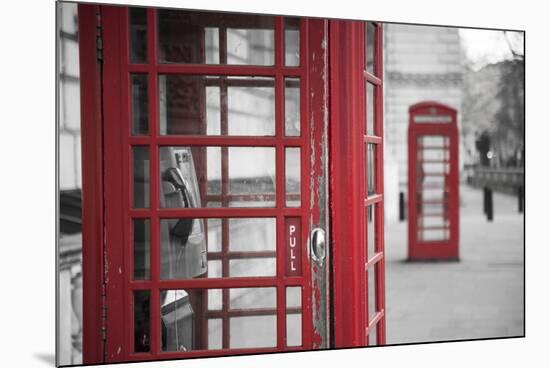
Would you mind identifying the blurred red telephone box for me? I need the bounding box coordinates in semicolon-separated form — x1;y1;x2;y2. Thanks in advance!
408;101;459;261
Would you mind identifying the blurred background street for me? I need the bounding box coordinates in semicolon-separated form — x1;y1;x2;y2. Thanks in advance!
386;184;524;344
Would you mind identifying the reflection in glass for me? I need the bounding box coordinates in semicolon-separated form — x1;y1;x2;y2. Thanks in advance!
160;287;278;351
206;218;222;252
208;319;223;349
158;10;274;65
134;290;150;352
161;289;196;351
367;144;376;196
130;8;147;63
160;216;207;280
208;289;222;310
369;325;378;346
367;204;376;259
133;147;149;208
131;74;149;135
230;287;276;309
285;148;301;207
285;18;300;66
285;78;301;136
230;315;277;348
133;219;150;280
207;260;222;278
286;287;302;347
161;217;276;280
368;266;377;322
366;82;375;136
227;28;275;65
366;22;376;74
230;258;276;277
228;218;276;251
159;75;275;136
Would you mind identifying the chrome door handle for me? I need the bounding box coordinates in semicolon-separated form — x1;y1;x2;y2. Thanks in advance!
310;228;326;263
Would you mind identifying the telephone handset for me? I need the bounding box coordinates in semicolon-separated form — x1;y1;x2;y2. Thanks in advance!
162;167;194;246
158;147;208;352
160;147;207;280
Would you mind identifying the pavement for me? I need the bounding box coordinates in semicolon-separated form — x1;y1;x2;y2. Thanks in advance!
385;184;524;344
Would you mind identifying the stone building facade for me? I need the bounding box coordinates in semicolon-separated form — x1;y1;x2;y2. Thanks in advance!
383;24;463;221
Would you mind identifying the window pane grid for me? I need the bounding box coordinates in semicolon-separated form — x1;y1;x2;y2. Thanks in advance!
128;9;307;355
363;21;384;347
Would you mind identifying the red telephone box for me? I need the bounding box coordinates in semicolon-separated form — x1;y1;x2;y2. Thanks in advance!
407;102;459;261
77;4;386;363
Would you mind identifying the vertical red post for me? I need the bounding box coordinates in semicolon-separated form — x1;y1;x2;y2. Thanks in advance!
330;20;366;347
79;4;105;364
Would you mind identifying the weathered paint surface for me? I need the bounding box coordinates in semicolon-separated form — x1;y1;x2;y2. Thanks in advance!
309;19;330;349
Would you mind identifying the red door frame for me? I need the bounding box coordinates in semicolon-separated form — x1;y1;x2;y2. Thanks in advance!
79;4;330;364
330;20;386;347
79;4;385;364
78;4;105;364
407;101;459;260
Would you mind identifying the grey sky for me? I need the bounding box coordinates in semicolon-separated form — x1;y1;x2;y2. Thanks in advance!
459;28;524;70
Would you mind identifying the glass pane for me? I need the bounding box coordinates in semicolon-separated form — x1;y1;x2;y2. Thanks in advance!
230;287;276;309
228;218;276;251
159;75;275;136
285;18;300;66
133;147;149;208
419;228;449;242
367;204;377;259
229;258;276;277
285;78;301;136
369;325;378;346
160;146;276;208
228;77;275;135
230;315;277;348
158;10;275;65
367;144;376;196
286;148;301;207
366;82;375;136
207;260;222;278
419;135;449;147
208;319;222;349
227;28;275;65
160;217;276;279
416;135;450;242
133;219;150;280
131;74;149;135
134;290;150;352
160;216;207;279
161;287;277;351
160;289;197;351
130;8;148;63
208;289;222;310
207;219;222;252
368;266;377;321
366;22;376;74
286;287;302;347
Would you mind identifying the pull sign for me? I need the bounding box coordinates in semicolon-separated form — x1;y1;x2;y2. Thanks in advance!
285;218;302;277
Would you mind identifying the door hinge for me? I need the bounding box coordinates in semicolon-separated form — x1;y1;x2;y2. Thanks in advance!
96;11;103;62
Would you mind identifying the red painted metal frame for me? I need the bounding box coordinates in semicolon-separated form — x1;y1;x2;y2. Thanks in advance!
330;19;364;348
80;4;386;361
368;22;387;347
78;4;105;364
407;101;460;260
330;21;386;348
84;5;327;363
